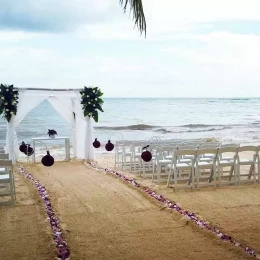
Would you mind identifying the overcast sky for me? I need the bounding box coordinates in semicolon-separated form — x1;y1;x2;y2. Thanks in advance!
0;0;260;97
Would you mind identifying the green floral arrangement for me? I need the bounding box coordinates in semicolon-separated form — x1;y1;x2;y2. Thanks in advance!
0;84;19;122
80;86;104;122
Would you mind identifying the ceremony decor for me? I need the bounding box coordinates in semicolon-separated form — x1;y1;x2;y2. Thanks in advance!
141;145;152;162
48;129;58;138
18;166;70;260
41;151;55;167
0;84;19;122
105;140;114;151
86;162;257;258
93;138;101;148
80;86;104;122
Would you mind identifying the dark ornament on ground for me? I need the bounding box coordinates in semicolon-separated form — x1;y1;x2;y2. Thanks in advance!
41;151;55;167
93;138;101;148
141;145;152;162
105;140;114;151
24;144;34;156
19;141;27;153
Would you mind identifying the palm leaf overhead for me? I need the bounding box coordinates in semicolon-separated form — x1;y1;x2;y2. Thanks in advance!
119;0;146;36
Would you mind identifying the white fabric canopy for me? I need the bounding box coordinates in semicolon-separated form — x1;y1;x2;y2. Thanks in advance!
6;89;95;163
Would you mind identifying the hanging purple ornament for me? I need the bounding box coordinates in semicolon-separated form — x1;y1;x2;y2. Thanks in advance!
93;138;101;148
105;140;114;151
41;151;55;167
141;145;152;162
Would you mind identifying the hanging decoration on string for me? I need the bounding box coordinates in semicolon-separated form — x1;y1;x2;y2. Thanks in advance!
80;86;104;122
105;140;114;151
93;138;101;148
141;145;152;162
41;151;55;167
0;84;19;122
19;141;34;156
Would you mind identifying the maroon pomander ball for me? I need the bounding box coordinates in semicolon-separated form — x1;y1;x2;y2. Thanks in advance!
93;138;101;148
41;151;55;167
141;150;152;162
105;140;114;151
19;142;27;153
24;145;34;156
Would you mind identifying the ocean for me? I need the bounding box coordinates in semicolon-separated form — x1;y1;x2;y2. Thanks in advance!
0;98;259;157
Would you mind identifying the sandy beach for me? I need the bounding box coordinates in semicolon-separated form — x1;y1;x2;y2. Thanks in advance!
1;155;259;259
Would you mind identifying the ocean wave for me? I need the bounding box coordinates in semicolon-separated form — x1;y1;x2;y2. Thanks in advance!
180;124;224;128
95;124;158;131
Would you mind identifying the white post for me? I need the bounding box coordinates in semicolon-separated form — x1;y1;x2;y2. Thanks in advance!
85;116;94;161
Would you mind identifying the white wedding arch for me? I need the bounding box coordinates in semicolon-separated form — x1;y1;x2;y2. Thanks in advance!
5;88;94;163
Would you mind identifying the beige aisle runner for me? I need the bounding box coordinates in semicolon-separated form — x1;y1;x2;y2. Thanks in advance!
27;161;250;260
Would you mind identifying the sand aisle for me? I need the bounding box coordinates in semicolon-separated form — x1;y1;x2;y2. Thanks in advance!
27;161;251;260
0;170;56;260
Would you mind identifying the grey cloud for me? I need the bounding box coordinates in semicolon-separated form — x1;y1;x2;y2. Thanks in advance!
0;0;116;32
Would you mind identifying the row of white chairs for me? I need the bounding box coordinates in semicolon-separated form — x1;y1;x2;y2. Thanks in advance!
153;145;259;189
114;139;217;171
0;151;16;205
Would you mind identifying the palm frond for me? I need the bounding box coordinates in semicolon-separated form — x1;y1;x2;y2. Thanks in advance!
120;0;146;36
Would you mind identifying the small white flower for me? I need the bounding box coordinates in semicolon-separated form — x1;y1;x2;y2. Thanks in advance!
93;89;95;93
12;102;16;105
1;97;4;100
10;112;13;114
87;95;89;98
14;95;16;97
6;109;9;111
88;102;91;104
6;89;9;92
95;98;97;101
4;102;7;105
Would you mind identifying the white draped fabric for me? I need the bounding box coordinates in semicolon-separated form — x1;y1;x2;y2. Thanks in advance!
6;89;95;163
47;96;77;157
6;90;47;163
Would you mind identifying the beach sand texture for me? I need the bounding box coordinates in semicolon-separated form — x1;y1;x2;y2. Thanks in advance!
1;160;258;259
0;170;56;259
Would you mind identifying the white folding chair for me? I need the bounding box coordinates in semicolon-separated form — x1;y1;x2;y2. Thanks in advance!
115;141;124;169
217;147;238;185
237;146;259;185
0;153;9;175
153;146;175;183
167;149;196;189
0;159;15;205
195;148;218;188
131;141;144;173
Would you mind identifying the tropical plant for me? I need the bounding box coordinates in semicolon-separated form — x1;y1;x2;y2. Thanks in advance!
120;0;146;36
0;84;19;122
80;86;104;122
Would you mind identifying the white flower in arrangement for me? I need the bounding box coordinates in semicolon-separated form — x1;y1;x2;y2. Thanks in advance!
12;102;16;105
6;109;9;111
93;89;95;93
87;95;89;98
14;95;16;97
10;112;13;114
88;102;91;104
4;102;7;105
95;98;97;101
6;89;9;92
1;97;4;100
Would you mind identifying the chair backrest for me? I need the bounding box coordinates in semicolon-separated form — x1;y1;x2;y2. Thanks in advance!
221;143;240;148
175;149;197;157
218;146;238;154
0;159;12;166
199;143;219;149
238;145;258;153
0;153;9;159
196;148;218;157
178;144;199;150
